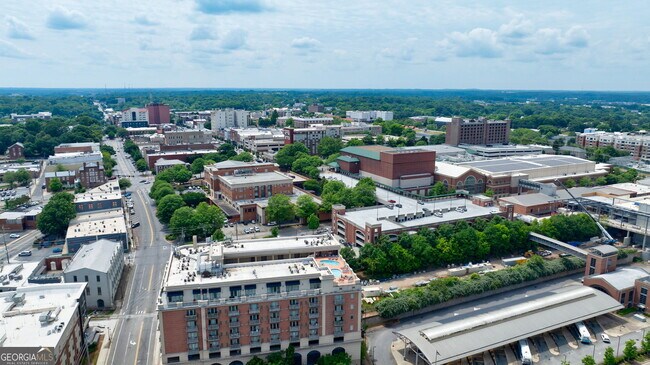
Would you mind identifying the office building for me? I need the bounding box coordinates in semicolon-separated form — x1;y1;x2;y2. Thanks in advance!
147;102;171;125
211;109;250;131
0;283;88;364
10;111;51;122
155;158;189;174
66;209;129;252
289;117;334;128
144;148;219;170
218;171;294;222
158;234;362;365
283;126;341;155
204;161;279;202
47;151;103;166
345;110;393;122
308;104;325;113
122;107;149;125
77;162;107;189
163;129;213;146
445;117;511;146
54;142;100;154
63;239;124;309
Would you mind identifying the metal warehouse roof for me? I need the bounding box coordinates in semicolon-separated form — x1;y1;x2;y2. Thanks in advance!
340;146;382;160
337;155;360;163
394;286;622;365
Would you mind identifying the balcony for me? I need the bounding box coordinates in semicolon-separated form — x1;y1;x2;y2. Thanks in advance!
290;325;300;332
309;334;320;341
270;328;280;334
309;312;319;319
334;329;344;336
334;320;344;326
228;310;239;316
229;332;240;339
249;319;260;326
269;306;280;312
289;303;300;310
208;324;219;330
250;340;261;346
230;343;241;350
250;331;260;337
207;312;219;318
249;307;260;314
270;316;280;323
289;314;300;321
229;321;240;327
187;326;198;332
334;309;344;315
209;343;220;350
185;313;197;319
309;301;319;308
309;323;319;330
209;334;219;340
334;297;344;305
187;337;199;344
290;336;300;342
270;338;281;345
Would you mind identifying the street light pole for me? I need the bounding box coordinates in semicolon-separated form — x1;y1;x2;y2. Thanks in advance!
1;227;9;264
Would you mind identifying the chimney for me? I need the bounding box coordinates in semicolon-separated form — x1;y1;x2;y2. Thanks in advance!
193;235;198;248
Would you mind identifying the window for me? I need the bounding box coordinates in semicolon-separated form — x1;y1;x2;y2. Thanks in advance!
96;275;101;282
270;323;279;330
187;320;197;328
186;309;196;316
73;276;77;282
290;321;300;328
97;287;102;296
250;325;259;334
167;356;180;363
207;307;218;315
84;275;89;282
250;314;259;322
230;338;239;346
641;287;648;305
85;287;90;295
229;305;238;313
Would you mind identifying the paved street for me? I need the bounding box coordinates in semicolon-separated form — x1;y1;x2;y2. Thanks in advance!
104;138;171;365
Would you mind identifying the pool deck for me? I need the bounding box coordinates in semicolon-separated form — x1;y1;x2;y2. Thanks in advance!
315;256;358;285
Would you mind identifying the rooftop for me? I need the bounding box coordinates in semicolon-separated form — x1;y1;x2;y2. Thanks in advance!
66;209;127;239
458;155;594;175
219;171;292;187
340;146;383;160
154;158;187;167
396;286;622;365
0;283;86;348
591;267;650;290
499;193;564;207
435;161;473;178
64;239;122;274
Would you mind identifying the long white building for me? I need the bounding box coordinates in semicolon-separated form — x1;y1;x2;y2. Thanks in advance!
211;109;250;130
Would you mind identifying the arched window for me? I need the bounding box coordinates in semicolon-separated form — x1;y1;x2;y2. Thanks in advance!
465;176;477;193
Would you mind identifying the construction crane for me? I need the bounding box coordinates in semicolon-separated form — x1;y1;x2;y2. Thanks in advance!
555;179;616;244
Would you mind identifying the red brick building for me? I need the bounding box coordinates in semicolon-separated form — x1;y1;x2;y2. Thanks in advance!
218;171;293;222
54;142;100;154
583;245;650;311
158;236;362;365
6;142;24;160
146;102;171;125
337;146;436;195
445;117;511;146
77;162;107;189
204;161;279;203
433;162;486;194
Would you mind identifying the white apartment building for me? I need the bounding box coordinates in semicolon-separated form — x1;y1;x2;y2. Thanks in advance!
345;110;394;122
211;109;250;130
122;107;149;122
63;239;124;309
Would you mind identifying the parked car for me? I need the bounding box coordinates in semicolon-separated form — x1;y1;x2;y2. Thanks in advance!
254;226;260;232
53;247;63;253
131;222;140;228
18;250;32;257
388;199;396;203
601;333;610;343
9;233;20;239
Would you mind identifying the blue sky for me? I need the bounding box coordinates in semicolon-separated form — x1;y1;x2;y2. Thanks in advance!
0;1;648;90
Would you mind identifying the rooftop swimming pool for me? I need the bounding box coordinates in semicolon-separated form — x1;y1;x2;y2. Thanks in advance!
320;259;340;267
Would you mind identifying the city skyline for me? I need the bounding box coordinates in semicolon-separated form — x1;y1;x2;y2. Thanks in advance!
1;1;649;90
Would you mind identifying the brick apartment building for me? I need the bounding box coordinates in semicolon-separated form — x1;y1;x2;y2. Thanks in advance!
147;102;171;125
576;131;650;161
204;161;279;202
78;162;107;188
218;171;293;222
308;104;324;113
445;117;511;146
163;129;212;146
336;146;436;194
5;142;25;160
158;235;362;365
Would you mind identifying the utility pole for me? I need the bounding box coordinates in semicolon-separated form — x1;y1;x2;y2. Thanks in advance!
1;227;9;264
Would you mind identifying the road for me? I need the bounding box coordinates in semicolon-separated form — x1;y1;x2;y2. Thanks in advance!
105;138;171;365
366;275;588;365
0;230;42;263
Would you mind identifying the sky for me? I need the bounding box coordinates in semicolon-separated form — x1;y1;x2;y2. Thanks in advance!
0;0;648;90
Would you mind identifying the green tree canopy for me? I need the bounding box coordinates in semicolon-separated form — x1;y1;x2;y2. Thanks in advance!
37;192;76;236
308;214;320;230
135;159;148;172
296;194;319;220
230;151;254;162
267;194;295;226
181;191;207;207
48;177;63;192
275;143;309;169
317;136;344;158
156;194;186;224
118;178;132;190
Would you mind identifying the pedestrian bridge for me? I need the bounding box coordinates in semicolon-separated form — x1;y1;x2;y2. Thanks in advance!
529;232;588;259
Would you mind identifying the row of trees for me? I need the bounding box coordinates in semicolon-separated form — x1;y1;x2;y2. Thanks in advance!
2;168;31;188
245;346;351;365
123;140;148;172
563;167;639;188
100;144;117;177
343;214;599;278
374;255;584;318
578;332;650;365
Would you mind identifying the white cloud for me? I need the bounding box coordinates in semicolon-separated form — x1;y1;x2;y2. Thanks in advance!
195;0;267;15
46;6;89;30
533;26;589;55
132;15;160;27
438;28;502;59
498;16;534;44
291;37;320;50
6;16;35;40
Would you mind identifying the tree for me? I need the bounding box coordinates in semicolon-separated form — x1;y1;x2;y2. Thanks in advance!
346;139;364;147
230;152;254;162
317;136;344;158
642;331;650;354
317;352;352;365
578;177;592;187
353;178;376;207
271;226;279;237
192;202;225;236
12;169;31;186
190;158;209;174
564;178;576;188
156;194;186;224
169;206;195;240
49;177;63;192
484;189;495;197
623;339;638;361
181;192;207;207
152;185;175;203
37;192;76;236
296;195;319;220
581;355;595;365
118;178;132;190
276;143;309;169
429;182;448;196
136;159;148;172
603;347;616;365
267;194;295;227
218;143;237;158
303;179;322;195
308;214;320;231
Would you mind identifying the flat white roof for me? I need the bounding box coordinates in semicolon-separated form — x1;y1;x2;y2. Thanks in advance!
0;283;86;348
66;209;127;238
591;267;649;291
435;161;472;178
219;171;292;187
